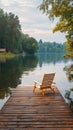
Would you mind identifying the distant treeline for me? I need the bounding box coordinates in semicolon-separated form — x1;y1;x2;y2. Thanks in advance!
38;40;66;53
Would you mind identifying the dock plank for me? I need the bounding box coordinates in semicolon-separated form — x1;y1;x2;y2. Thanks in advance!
0;86;73;129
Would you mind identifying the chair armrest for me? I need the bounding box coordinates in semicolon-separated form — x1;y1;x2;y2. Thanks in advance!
34;80;41;89
52;82;56;88
34;80;41;85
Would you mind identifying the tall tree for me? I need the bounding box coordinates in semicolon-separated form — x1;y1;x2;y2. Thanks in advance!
0;9;5;48
0;8;22;53
22;34;38;54
40;0;73;52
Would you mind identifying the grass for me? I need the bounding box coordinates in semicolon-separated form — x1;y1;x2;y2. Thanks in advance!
0;52;15;59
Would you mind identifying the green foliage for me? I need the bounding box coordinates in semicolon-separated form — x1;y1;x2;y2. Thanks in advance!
38;40;66;53
22;34;38;54
0;8;38;55
0;8;22;53
0;52;15;59
40;0;73;53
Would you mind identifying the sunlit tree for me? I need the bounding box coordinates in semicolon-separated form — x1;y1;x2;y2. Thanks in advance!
40;0;73;53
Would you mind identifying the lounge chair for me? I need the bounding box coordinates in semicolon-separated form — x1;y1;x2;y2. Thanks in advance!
33;73;56;96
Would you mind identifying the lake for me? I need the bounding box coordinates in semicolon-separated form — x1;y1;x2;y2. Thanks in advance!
0;53;73;110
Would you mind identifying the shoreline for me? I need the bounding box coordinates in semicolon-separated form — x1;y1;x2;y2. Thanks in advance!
0;52;15;60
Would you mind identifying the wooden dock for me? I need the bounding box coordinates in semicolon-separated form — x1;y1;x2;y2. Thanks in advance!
0;86;73;130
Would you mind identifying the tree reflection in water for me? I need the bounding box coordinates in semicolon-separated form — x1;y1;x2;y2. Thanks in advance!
0;55;38;99
0;53;73;111
64;64;73;111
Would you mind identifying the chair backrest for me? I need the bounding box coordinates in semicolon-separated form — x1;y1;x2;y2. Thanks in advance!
41;73;55;89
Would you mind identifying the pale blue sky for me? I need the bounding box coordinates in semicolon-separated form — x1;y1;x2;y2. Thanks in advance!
0;0;66;43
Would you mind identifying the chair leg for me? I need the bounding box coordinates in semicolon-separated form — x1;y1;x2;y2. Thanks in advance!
51;87;55;92
41;90;45;96
33;86;36;93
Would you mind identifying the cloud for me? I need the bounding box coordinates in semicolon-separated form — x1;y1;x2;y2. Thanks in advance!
0;0;66;43
0;0;15;6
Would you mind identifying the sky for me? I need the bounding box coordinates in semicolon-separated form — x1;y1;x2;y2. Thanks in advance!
0;0;66;43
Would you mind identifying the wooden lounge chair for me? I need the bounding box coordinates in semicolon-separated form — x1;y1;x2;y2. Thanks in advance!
33;73;56;96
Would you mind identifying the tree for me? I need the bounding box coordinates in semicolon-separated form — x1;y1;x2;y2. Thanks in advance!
0;9;5;48
0;8;22;53
38;40;65;53
40;0;73;52
22;34;38;54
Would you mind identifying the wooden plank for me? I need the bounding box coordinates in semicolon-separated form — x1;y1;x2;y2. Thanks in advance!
0;86;73;129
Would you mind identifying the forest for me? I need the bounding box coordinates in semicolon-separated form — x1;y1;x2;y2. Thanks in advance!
38;40;66;53
0;1;72;55
0;8;38;55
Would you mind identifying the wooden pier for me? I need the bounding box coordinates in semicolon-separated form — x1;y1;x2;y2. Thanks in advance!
0;86;73;130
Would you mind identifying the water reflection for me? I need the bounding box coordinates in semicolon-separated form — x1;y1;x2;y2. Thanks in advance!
22;55;38;73
65;90;73;112
64;64;73;111
0;55;38;99
37;53;67;67
0;53;73;111
64;64;73;82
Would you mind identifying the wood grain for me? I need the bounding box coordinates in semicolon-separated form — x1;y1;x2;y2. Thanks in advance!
0;86;73;129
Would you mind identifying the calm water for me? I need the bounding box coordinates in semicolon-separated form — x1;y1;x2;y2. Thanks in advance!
0;53;73;110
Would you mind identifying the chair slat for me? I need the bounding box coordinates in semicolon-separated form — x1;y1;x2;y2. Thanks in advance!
33;73;55;95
